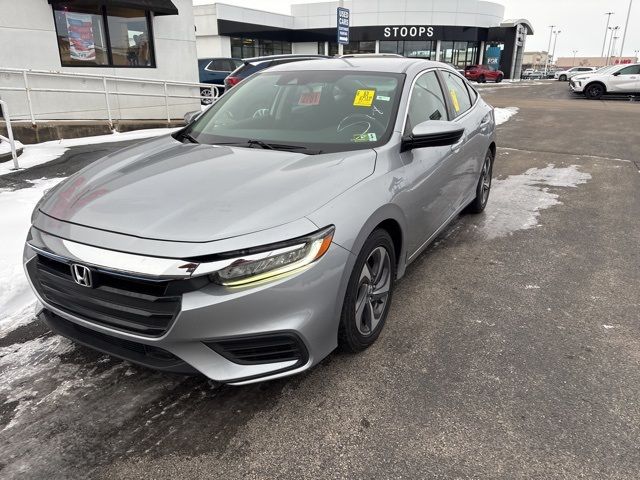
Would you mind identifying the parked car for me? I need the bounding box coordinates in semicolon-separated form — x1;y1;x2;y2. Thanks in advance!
521;69;544;80
224;54;329;90
198;57;243;104
570;63;640;99
25;57;496;385
464;65;504;83
554;66;597;81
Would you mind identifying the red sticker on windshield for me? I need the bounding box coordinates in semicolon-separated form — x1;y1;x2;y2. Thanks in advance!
298;92;321;105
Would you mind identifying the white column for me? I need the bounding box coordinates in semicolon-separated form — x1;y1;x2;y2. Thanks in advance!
375;40;380;54
435;40;442;61
479;41;485;64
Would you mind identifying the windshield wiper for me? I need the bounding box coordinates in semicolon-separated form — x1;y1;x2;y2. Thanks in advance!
178;131;199;144
247;139;275;150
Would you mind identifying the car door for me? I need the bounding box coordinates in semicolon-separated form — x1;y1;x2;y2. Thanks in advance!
439;69;482;207
398;69;470;254
608;65;640;92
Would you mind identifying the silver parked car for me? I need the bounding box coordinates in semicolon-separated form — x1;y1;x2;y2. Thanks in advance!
24;58;496;385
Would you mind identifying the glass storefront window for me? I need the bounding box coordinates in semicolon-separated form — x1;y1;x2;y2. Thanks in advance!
439;41;479;67
53;5;109;66
379;40;398;54
342;41;376;54
230;37;292;58
53;4;154;67
402;40;435;59
107;7;153;67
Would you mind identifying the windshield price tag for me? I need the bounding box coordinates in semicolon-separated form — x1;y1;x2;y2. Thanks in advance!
353;89;375;107
352;133;377;142
449;89;460;112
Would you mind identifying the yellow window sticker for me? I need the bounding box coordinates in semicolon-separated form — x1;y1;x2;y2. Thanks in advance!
450;89;460;112
353;89;375;107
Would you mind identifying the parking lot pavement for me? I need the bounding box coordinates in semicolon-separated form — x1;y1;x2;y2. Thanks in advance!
1;81;639;479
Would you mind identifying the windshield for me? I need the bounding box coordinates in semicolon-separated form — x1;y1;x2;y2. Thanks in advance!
187;70;405;154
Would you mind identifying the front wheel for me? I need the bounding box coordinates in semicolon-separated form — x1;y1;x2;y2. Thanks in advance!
559;75;567;81
585;83;604;100
338;230;396;353
496;75;503;83
466;148;494;214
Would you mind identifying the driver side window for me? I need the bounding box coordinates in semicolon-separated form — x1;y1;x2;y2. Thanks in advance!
406;71;448;133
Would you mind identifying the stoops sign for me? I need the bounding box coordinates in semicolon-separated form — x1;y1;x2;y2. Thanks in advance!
337;7;350;45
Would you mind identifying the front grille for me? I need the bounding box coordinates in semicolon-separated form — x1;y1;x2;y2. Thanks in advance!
205;333;308;365
27;253;203;336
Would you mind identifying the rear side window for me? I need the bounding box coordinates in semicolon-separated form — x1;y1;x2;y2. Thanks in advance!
442;71;472;118
406;70;448;132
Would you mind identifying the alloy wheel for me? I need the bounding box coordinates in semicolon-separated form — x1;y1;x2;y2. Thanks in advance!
480;154;492;206
201;88;213;105
354;246;392;336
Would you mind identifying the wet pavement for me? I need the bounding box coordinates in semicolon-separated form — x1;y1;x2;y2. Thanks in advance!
1;81;639;479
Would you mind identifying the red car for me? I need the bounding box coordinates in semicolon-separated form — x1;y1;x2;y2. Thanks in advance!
464;65;504;83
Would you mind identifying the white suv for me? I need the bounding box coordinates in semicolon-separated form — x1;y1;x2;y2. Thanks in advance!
570;63;640;99
554;66;597;81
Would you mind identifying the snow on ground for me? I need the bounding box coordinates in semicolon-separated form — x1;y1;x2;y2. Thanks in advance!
0;178;65;334
495;107;519;125
479;164;591;239
0;138;24;155
0;127;178;176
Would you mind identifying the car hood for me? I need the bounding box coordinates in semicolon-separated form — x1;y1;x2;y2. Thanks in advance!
38;135;376;242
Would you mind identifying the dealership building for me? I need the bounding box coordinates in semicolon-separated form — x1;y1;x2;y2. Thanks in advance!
195;1;533;79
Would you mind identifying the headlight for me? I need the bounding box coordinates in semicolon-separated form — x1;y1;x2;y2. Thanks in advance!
212;226;334;286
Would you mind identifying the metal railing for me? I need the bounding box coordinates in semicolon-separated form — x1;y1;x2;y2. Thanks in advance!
0;99;19;169
0;67;223;128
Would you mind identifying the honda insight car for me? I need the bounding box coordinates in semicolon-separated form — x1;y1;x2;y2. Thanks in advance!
24;58;496;385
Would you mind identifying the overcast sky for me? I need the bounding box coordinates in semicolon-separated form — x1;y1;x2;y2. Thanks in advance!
192;0;639;59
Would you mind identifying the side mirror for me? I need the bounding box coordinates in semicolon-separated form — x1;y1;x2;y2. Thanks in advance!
183;110;202;124
401;120;465;152
612;71;621;76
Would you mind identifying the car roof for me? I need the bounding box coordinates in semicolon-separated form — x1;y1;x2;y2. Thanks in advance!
265;57;440;74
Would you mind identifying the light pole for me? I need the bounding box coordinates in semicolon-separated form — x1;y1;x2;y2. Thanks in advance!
635;49;639;61
601;12;614;57
619;0;634;57
544;25;555;76
606;27;619;65
611;36;620;62
572;50;578;66
551;30;561;69
607;26;620;64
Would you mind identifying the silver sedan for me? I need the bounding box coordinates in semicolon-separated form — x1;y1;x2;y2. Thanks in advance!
24;58;496;385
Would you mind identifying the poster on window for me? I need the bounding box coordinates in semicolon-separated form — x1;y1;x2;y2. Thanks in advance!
65;12;96;61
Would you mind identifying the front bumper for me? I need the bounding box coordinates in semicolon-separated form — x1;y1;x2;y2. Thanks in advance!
24;232;354;385
569;79;585;92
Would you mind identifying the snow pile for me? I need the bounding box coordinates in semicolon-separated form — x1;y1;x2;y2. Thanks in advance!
494;107;519;125
480;164;591;239
0;138;24;155
0;178;65;331
0;127;178;176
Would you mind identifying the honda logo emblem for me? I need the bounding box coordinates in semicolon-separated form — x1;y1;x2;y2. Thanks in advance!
71;264;93;288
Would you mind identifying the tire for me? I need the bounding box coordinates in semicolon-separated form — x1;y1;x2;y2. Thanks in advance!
466;148;494;214
338;229;396;353
559;75;567;82
496;75;503;83
585;83;605;100
478;75;486;83
200;87;213;105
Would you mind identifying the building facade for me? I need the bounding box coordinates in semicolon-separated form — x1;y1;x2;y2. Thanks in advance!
0;0;200;123
555;56;638;68
194;1;533;79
